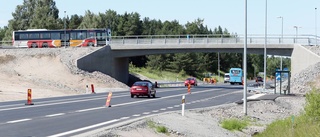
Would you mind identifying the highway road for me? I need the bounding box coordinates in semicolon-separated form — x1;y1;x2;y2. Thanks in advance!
0;83;254;136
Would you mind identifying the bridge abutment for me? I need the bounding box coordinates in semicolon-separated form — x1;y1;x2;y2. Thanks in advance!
77;46;129;84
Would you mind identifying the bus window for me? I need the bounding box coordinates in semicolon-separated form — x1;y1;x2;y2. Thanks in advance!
61;33;69;41
51;32;60;40
70;32;77;40
29;33;40;39
77;32;86;39
40;33;50;39
19;33;28;40
87;32;95;38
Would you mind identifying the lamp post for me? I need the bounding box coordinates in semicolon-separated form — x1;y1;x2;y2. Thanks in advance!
316;8;318;46
243;0;248;115
263;0;267;90
277;16;283;70
277;16;284;43
64;11;66;47
293;26;301;43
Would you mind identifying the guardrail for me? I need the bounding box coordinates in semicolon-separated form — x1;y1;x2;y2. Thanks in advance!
110;34;319;46
155;81;185;87
0;41;12;46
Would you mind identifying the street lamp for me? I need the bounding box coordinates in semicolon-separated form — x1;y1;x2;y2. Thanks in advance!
263;0;267;90
315;8;318;46
293;26;301;43
243;0;248;115
277;16;283;70
277;16;283;43
64;11;66;47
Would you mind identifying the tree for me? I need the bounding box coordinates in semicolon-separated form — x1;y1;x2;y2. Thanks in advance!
0;26;8;41
68;14;83;29
3;0;60;41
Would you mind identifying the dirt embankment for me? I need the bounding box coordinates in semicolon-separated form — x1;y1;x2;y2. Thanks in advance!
0;47;128;102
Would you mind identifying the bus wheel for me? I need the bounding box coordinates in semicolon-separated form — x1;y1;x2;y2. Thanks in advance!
42;43;48;48
31;43;37;48
88;42;94;47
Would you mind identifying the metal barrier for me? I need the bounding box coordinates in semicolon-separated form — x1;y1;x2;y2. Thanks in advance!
110;34;319;46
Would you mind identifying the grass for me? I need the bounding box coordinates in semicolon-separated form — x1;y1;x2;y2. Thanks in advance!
221;118;250;131
129;65;189;81
146;120;169;135
254;115;320;137
254;88;320;137
129;64;228;83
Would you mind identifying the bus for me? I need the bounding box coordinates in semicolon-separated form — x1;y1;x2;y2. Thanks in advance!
12;28;111;48
229;68;243;85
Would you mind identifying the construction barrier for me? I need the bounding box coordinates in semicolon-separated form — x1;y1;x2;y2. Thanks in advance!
25;89;34;105
181;95;185;116
187;83;191;94
91;84;95;94
86;85;89;93
105;92;113;107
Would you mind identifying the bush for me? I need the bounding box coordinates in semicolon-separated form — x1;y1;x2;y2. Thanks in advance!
221;118;248;131
304;88;320;118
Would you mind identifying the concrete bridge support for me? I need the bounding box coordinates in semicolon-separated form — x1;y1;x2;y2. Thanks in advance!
291;45;320;77
77;46;129;84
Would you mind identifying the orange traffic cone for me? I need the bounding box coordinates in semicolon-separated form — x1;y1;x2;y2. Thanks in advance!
25;89;34;105
105;92;113;107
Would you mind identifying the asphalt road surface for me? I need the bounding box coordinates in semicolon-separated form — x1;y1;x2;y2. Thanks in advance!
0;83;252;137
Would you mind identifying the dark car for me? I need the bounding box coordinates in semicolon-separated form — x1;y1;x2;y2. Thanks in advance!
184;77;198;86
130;81;156;98
256;76;263;82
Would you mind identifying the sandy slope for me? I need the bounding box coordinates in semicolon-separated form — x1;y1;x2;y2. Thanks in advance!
0;47;128;102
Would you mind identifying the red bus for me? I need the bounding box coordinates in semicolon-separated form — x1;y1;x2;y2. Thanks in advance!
12;28;111;48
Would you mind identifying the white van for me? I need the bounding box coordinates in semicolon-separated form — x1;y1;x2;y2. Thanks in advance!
224;73;230;83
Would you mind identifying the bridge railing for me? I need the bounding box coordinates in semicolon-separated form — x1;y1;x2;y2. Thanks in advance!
110;34;319;46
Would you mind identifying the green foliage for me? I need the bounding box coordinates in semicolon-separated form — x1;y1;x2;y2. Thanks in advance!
156;126;168;133
255;88;320;137
221;118;249;131
147;120;169;134
304;88;320;118
255;115;320;137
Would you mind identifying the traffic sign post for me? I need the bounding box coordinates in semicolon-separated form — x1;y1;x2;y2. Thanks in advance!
181;95;185;116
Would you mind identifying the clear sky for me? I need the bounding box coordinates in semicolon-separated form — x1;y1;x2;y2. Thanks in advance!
0;0;320;36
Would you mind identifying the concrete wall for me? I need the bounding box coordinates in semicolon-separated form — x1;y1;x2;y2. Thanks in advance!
77;46;129;84
291;45;320;76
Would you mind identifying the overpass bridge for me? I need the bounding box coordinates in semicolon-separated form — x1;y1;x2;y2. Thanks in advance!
71;34;319;84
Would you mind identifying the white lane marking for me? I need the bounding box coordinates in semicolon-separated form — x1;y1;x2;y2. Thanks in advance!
48;119;119;137
186;103;191;105
174;105;180;107
120;117;130;120
132;114;140;117
75;107;104;113
160;108;166;111
143;112;150;115
152;110;159;113
167;107;173;109
7;119;32;124
72;89;241;114
45;113;65;117
247;94;265;99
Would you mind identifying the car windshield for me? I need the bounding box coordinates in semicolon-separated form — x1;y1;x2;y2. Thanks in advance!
133;82;148;86
187;78;194;80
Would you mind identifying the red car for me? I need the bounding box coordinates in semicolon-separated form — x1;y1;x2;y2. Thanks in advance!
130;81;156;98
184;78;198;86
256;76;263;82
